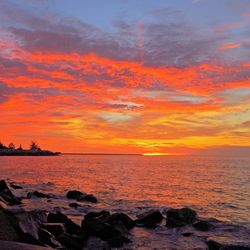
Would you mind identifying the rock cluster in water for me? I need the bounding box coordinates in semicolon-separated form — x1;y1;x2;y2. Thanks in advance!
0;179;249;250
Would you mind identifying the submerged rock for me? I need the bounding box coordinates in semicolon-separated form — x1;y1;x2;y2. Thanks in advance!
27;191;51;199
66;190;98;203
10;184;23;190
66;190;86;200
78;194;98;203
0;180;22;205
166;207;197;227
135;210;163;228
84;236;111;250
193;220;213;231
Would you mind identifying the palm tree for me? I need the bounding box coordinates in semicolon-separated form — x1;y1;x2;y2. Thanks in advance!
30;141;41;151
8;142;15;150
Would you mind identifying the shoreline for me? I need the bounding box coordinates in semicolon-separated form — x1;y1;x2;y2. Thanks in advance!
0;179;250;250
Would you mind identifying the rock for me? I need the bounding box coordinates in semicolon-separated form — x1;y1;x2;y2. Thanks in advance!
135;210;163;228
56;233;84;250
0;207;20;241
106;212;135;230
40;223;65;237
84;210;110;221
78;194;98;203
84;236;111;250
13;209;47;245
221;246;250;250
38;228;61;248
166;207;197;227
206;240;223;250
0;180;22;205
69;202;80;208
66;190;85;200
0;240;53;250
10;184;23;189
47;212;81;235
193;220;213;231
27;191;51;199
182;232;193;237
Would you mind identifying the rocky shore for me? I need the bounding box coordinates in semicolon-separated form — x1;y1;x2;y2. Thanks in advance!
0;179;249;250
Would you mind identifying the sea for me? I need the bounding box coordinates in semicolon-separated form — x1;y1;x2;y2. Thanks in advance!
1;154;250;249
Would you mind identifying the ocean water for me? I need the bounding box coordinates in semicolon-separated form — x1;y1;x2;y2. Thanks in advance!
1;154;249;227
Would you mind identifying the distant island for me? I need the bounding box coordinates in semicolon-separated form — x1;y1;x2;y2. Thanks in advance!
0;141;61;156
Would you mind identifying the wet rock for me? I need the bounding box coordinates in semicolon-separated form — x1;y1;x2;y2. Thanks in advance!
81;216;129;247
193;220;213;231
0;207;20;241
0;240;53;250
106;212;135;230
166;207;197;227
10;184;23;189
135;210;163;228
206;239;223;250
38;228;61;248
182;232;193;237
47;211;81;235
78;194;98;203
40;223;65;237
56;233;84;250
0;180;22;205
27;191;51;199
13;209;47;244
69;202;80;208
66;190;86;200
84;236;111;250
84;210;110;221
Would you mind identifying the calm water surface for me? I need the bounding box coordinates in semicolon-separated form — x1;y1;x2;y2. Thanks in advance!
1;155;250;226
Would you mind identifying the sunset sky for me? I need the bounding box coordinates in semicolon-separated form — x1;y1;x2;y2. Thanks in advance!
0;0;250;155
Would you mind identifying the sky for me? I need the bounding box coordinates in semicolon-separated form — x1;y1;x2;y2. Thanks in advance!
0;0;250;155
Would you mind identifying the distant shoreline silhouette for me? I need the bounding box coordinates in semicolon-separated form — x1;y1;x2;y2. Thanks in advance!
0;141;61;156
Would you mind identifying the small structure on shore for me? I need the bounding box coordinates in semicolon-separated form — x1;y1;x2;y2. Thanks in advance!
0;141;61;156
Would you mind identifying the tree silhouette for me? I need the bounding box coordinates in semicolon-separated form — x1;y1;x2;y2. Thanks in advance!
17;144;23;150
8;142;15;150
30;141;41;151
0;142;7;149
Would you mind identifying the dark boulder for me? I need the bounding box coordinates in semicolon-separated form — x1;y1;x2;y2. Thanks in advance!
81;214;130;247
84;210;110;221
193;220;213;231
182;232;193;237
78;194;98;203
135;210;163;228
27;191;51;199
40;223;65;237
0;180;22;205
11;184;23;189
0;207;20;241
13;209;47;245
38;228;61;248
47;212;81;235
206;240;223;250
56;233;84;250
166;207;197;227
69;202;80;208
66;190;86;200
106;212;135;230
